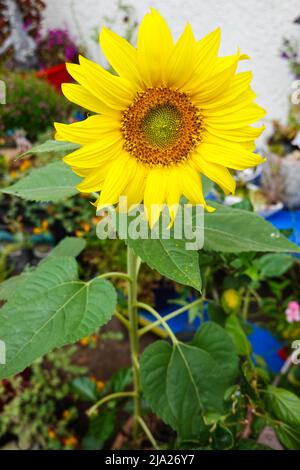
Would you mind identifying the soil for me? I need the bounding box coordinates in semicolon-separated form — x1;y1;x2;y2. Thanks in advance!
73;317;158;380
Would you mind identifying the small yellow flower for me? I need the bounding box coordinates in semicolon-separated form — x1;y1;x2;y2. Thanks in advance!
79;336;89;346
221;289;241;314
19;159;31;172
55;9;265;226
41;220;49;231
92;216;101;225
75;229;84;237
47;429;57;440
63;436;78;447
33;220;48;235
10;170;17;180
96;380;105;391
80;221;91;232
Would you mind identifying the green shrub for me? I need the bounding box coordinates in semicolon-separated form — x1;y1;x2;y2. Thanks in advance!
0;71;76;141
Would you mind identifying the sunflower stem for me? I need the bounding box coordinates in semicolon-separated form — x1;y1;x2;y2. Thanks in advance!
127;246;142;441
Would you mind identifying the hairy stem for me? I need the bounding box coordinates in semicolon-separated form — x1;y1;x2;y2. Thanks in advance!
135;302;178;344
127;247;142;440
138;298;203;336
87;391;136;417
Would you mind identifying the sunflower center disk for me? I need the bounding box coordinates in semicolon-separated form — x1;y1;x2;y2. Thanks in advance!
141;103;181;149
121;88;203;167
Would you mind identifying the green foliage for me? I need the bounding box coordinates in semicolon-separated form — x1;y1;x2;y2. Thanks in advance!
0;347;86;449
0;255;117;379
47;236;86;258
20;140;80;158
266;386;300;450
1;161;81;202
0;72;75;140
72;377;98;402
225;315;252;356
203;203;300;253
255;253;294;278
126;235;202;291
141;322;238;442
266;386;300;426
123;202;299;293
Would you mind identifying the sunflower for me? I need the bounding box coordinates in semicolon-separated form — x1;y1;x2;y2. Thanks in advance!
54;9;266;227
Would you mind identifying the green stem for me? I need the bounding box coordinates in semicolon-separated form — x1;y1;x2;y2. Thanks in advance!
242;288;251;321
127;247;142;440
98;272;133;283
137;416;159;449
114;310;131;330
138;298;203;336
86;391;136;417
135;302;178;344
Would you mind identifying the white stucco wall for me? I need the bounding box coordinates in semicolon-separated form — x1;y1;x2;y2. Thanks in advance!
43;0;300;131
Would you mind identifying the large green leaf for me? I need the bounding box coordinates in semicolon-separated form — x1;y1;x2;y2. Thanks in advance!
140;321;238;440
266;386;300;426
0;271;32;301
256;254;294;278
19;140;80;158
274;423;300;450
1;161;81;202
46;236;86;259
203;203;300;253
190;321;238;383
122;202;299;290
0;256;116;379
0;237;86;300
127;235;202;291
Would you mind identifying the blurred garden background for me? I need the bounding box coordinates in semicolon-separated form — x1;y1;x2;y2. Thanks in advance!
0;0;300;451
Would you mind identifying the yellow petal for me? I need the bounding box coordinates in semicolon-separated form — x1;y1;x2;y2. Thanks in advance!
206;103;266;129
64;137;122;168
188;51;242;100
119;163;148;212
164;23;197;88
199;142;265;170
61;83;115;116
202;88;256;117
194;28;221;79
205;125;265;143
181;164;215;212
180;28;221;94
98;153;137;207
71;166;94;177
100;26;142;89
203;130;257;153
137;8;173;87
199;72;253;109
54;114;121;145
166;168;182;224
144;168;168;227
76;159;114;192
67;57;133;110
192;152;236;194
